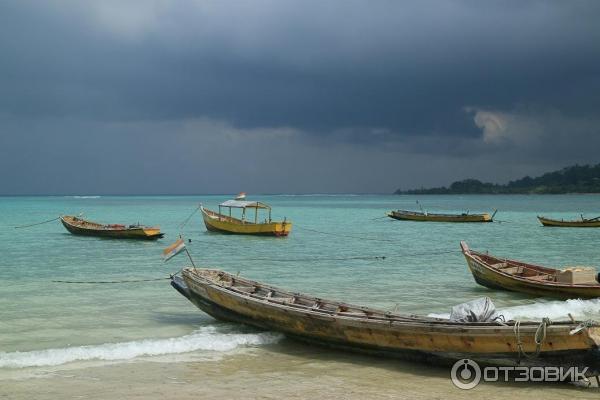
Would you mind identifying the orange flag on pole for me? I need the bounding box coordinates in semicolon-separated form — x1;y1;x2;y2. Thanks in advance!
163;238;186;262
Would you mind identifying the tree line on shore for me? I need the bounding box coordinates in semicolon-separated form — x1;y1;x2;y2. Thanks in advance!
396;163;600;194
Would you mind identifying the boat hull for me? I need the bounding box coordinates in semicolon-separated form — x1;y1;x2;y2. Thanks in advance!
461;243;600;299
538;216;600;227
201;207;291;236
173;269;600;372
60;216;164;240
387;210;492;223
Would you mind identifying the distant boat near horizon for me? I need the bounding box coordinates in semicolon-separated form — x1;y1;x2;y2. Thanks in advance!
537;215;600;227
60;215;164;240
387;209;497;223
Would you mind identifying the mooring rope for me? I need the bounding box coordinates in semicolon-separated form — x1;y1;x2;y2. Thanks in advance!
371;215;389;221
514;317;551;361
395;249;458;258
188;236;457;261
294;226;402;243
569;319;598;335
14;216;60;229
52;277;170;284
178;206;200;229
226;255;387;262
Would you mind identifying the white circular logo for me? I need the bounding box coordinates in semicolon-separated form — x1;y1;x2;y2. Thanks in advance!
451;359;481;390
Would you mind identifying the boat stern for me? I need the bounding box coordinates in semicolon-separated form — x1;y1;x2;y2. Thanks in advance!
274;221;292;236
142;227;164;239
575;326;600;376
583;325;600;348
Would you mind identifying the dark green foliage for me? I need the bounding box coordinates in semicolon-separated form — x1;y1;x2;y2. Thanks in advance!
395;164;600;194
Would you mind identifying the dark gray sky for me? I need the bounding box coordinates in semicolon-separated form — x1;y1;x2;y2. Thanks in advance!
1;1;599;194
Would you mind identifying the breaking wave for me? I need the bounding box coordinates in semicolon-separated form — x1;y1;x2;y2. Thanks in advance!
429;298;600;321
0;327;282;369
499;298;600;321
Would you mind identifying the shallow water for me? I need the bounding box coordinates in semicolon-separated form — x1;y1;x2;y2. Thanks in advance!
1;194;600;391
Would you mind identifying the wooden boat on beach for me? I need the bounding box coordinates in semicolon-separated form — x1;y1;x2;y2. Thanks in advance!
461;241;600;299
60;215;164;240
200;200;291;236
387;209;497;223
538;215;600;227
171;268;600;373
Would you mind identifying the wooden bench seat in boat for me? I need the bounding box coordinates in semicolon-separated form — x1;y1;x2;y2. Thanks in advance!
499;266;523;275
234;286;257;293
527;274;556;281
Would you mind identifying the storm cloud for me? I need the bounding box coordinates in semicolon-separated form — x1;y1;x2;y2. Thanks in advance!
1;1;599;194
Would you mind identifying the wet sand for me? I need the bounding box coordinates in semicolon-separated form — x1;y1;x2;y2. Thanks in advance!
2;341;598;399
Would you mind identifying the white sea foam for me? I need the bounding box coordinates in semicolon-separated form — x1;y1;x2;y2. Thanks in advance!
272;193;361;197
429;298;600;321
499;298;600;321
70;195;101;199
0;327;282;369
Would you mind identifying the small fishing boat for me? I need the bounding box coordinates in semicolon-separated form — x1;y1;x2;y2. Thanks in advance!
461;241;600;299
538;215;600;227
200;199;291;236
387;209;496;223
171;268;600;373
60;215;164;240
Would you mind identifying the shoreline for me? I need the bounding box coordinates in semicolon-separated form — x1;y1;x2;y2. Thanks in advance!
2;342;598;399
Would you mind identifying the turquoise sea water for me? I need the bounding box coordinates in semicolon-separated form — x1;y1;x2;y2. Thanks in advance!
2;194;600;369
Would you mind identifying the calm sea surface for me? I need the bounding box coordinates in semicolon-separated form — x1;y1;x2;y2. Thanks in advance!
2;194;600;372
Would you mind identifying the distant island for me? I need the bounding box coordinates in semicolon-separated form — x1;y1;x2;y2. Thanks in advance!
395;163;600;194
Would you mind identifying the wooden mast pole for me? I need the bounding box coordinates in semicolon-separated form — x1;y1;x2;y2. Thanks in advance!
179;235;196;267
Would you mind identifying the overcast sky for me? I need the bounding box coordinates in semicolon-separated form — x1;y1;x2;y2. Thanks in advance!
1;1;599;194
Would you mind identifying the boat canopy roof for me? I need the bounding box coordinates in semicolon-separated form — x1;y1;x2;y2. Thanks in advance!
219;200;270;209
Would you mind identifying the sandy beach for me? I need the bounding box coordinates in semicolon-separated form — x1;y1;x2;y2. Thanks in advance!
3;341;599;400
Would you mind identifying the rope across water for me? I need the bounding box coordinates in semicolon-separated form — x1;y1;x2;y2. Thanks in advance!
52;277;171;284
14;217;60;229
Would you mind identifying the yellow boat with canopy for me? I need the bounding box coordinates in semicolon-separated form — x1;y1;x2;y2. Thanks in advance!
200;199;291;236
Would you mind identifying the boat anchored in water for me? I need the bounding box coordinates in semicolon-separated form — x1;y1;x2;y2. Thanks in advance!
461;241;600;299
387;209;496;223
538;215;600;227
60;215;164;240
171;267;600;373
200;198;291;236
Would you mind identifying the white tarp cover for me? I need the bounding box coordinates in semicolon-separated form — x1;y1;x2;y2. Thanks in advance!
449;297;500;323
219;200;269;209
